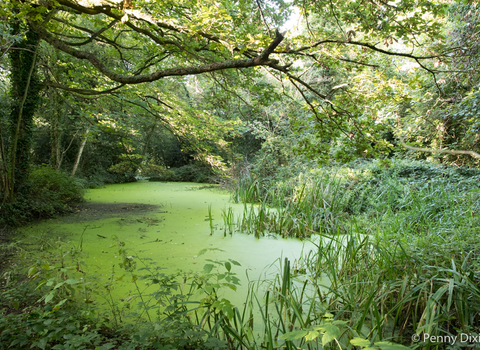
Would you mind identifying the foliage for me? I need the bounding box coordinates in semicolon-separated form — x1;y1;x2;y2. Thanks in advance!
0;307;121;350
226;157;480;347
1;21;42;202
233;158;480;243
28;167;85;215
0;166;85;226
2;0;465;188
0;240;232;349
2;157;480;349
3;0;480;346
148;163;215;183
0;301;226;349
384;2;480;166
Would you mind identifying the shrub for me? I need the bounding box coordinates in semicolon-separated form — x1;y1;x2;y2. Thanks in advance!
149;163;215;183
0;167;85;226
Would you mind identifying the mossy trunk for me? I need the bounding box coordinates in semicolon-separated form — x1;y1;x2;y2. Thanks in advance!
3;23;41;202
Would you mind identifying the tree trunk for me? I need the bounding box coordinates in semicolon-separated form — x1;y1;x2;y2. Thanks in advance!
51;118;62;170
49;96;63;171
3;24;41;202
71;127;90;177
0;122;9;198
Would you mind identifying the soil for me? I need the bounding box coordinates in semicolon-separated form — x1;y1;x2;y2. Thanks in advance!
65;202;161;223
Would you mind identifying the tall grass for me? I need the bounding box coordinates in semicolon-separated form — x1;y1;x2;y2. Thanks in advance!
224;159;480;347
234;172;352;238
196;232;480;349
232;160;480;241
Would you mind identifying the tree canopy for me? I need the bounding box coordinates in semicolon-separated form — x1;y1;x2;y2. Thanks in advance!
5;0;449;93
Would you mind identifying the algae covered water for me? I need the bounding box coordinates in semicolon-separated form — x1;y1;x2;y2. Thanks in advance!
19;181;315;312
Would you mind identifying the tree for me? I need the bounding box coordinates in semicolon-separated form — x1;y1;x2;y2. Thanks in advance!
1;0;462;201
394;1;480;165
1;21;41;202
28;0;288;86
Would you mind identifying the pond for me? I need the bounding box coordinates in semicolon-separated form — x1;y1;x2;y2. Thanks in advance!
18;181;318;316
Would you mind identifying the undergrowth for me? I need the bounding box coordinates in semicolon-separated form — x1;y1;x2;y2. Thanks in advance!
0;167;85;226
227;158;480;348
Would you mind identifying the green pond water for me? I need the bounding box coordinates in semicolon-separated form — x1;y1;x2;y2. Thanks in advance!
19;181;317;317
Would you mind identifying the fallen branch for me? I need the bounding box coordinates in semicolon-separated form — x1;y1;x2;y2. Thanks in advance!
399;136;480;160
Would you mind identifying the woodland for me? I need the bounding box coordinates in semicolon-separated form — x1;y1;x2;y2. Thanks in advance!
1;0;480;349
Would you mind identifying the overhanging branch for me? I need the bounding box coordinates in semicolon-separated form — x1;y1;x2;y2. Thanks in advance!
31;21;284;84
44;80;126;95
288;39;440;61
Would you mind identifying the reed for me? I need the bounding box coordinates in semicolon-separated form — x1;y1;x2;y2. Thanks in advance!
208;204;214;235
222;206;236;236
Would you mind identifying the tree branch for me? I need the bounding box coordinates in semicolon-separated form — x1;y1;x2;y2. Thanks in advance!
44;80;126;95
290;39;440;60
399;135;480;160
61;19;118;47
31;21;284;84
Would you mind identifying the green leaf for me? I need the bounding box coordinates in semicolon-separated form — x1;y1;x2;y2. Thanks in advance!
198;248;208;256
53;282;64;290
65;278;79;285
224;261;231;271
229;259;241;266
332;320;348;325
45;292;54;304
56;299;68;308
33;324;45;333
321;324;340;346
350;338;371;347
279;330;308;340
222;300;234;319
28;266;37;277
203;264;214;273
305;330;320;341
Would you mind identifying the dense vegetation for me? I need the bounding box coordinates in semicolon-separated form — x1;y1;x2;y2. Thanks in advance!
1;0;480;348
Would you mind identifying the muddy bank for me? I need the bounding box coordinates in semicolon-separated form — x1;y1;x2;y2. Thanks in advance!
66;202;161;222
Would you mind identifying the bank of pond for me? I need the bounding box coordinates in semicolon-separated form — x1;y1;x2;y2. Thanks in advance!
1;167;480;350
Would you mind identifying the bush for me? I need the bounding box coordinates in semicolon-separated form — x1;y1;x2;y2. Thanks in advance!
149;163;215;183
76;168;136;188
0;167;85;226
28;167;85;214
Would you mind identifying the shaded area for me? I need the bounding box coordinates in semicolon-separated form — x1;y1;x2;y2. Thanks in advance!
0;228;15;277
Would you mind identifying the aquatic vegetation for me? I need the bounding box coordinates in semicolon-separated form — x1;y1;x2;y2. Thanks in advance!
227;159;480;347
208;204;214;235
221;206;235;236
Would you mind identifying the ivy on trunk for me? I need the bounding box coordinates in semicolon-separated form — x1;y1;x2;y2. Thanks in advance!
2;22;41;202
